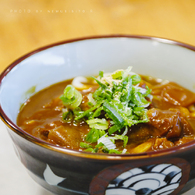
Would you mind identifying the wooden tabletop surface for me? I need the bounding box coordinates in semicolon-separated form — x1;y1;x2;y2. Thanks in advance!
1;0;195;73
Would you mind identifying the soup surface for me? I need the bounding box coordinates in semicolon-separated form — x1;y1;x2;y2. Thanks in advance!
17;67;195;154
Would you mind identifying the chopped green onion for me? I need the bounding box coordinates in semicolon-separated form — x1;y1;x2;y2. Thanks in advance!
64;85;75;99
84;148;96;153
99;71;104;79
86;118;109;130
108;124;122;135
131;74;141;85
111;134;128;147
60;85;82;110
97;135;116;150
112;69;123;79
103;100;124;126
85;128;106;143
91;76;107;89
87;93;97;106
80;142;92;149
109;149;121;154
74;101;103;120
60;66;152;154
91;106;103;119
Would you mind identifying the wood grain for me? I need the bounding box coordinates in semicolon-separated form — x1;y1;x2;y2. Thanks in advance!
1;0;195;72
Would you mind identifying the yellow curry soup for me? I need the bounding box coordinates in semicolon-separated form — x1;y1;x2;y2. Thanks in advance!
17;67;195;154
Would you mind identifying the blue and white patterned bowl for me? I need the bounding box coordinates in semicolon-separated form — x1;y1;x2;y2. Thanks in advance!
0;35;195;195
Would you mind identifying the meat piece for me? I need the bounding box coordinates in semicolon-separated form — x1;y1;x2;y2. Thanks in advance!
175;136;195;146
128;124;154;143
147;108;181;139
151;95;178;110
153;138;174;150
151;82;195;107
48;125;83;149
147;108;193;140
187;116;195;134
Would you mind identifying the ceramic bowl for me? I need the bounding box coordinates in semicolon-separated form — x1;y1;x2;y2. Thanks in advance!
0;35;195;195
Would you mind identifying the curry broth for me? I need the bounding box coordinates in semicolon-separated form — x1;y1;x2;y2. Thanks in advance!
17;80;87;150
17;75;195;154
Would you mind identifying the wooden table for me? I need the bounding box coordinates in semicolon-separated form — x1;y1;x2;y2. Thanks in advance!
1;0;195;73
1;1;195;195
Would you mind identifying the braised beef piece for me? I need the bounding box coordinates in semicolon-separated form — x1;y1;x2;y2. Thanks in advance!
147;108;194;140
151;82;195;107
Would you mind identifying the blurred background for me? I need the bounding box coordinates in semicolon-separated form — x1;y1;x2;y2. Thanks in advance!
1;0;195;72
1;0;195;194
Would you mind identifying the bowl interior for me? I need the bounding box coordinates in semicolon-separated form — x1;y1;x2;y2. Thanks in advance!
0;36;195;127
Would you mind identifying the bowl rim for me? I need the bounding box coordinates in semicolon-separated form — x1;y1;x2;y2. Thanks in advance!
1;34;195;160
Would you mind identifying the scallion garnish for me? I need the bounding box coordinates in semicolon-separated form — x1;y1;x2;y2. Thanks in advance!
60;66;152;154
86;118;109;130
60;85;82;110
